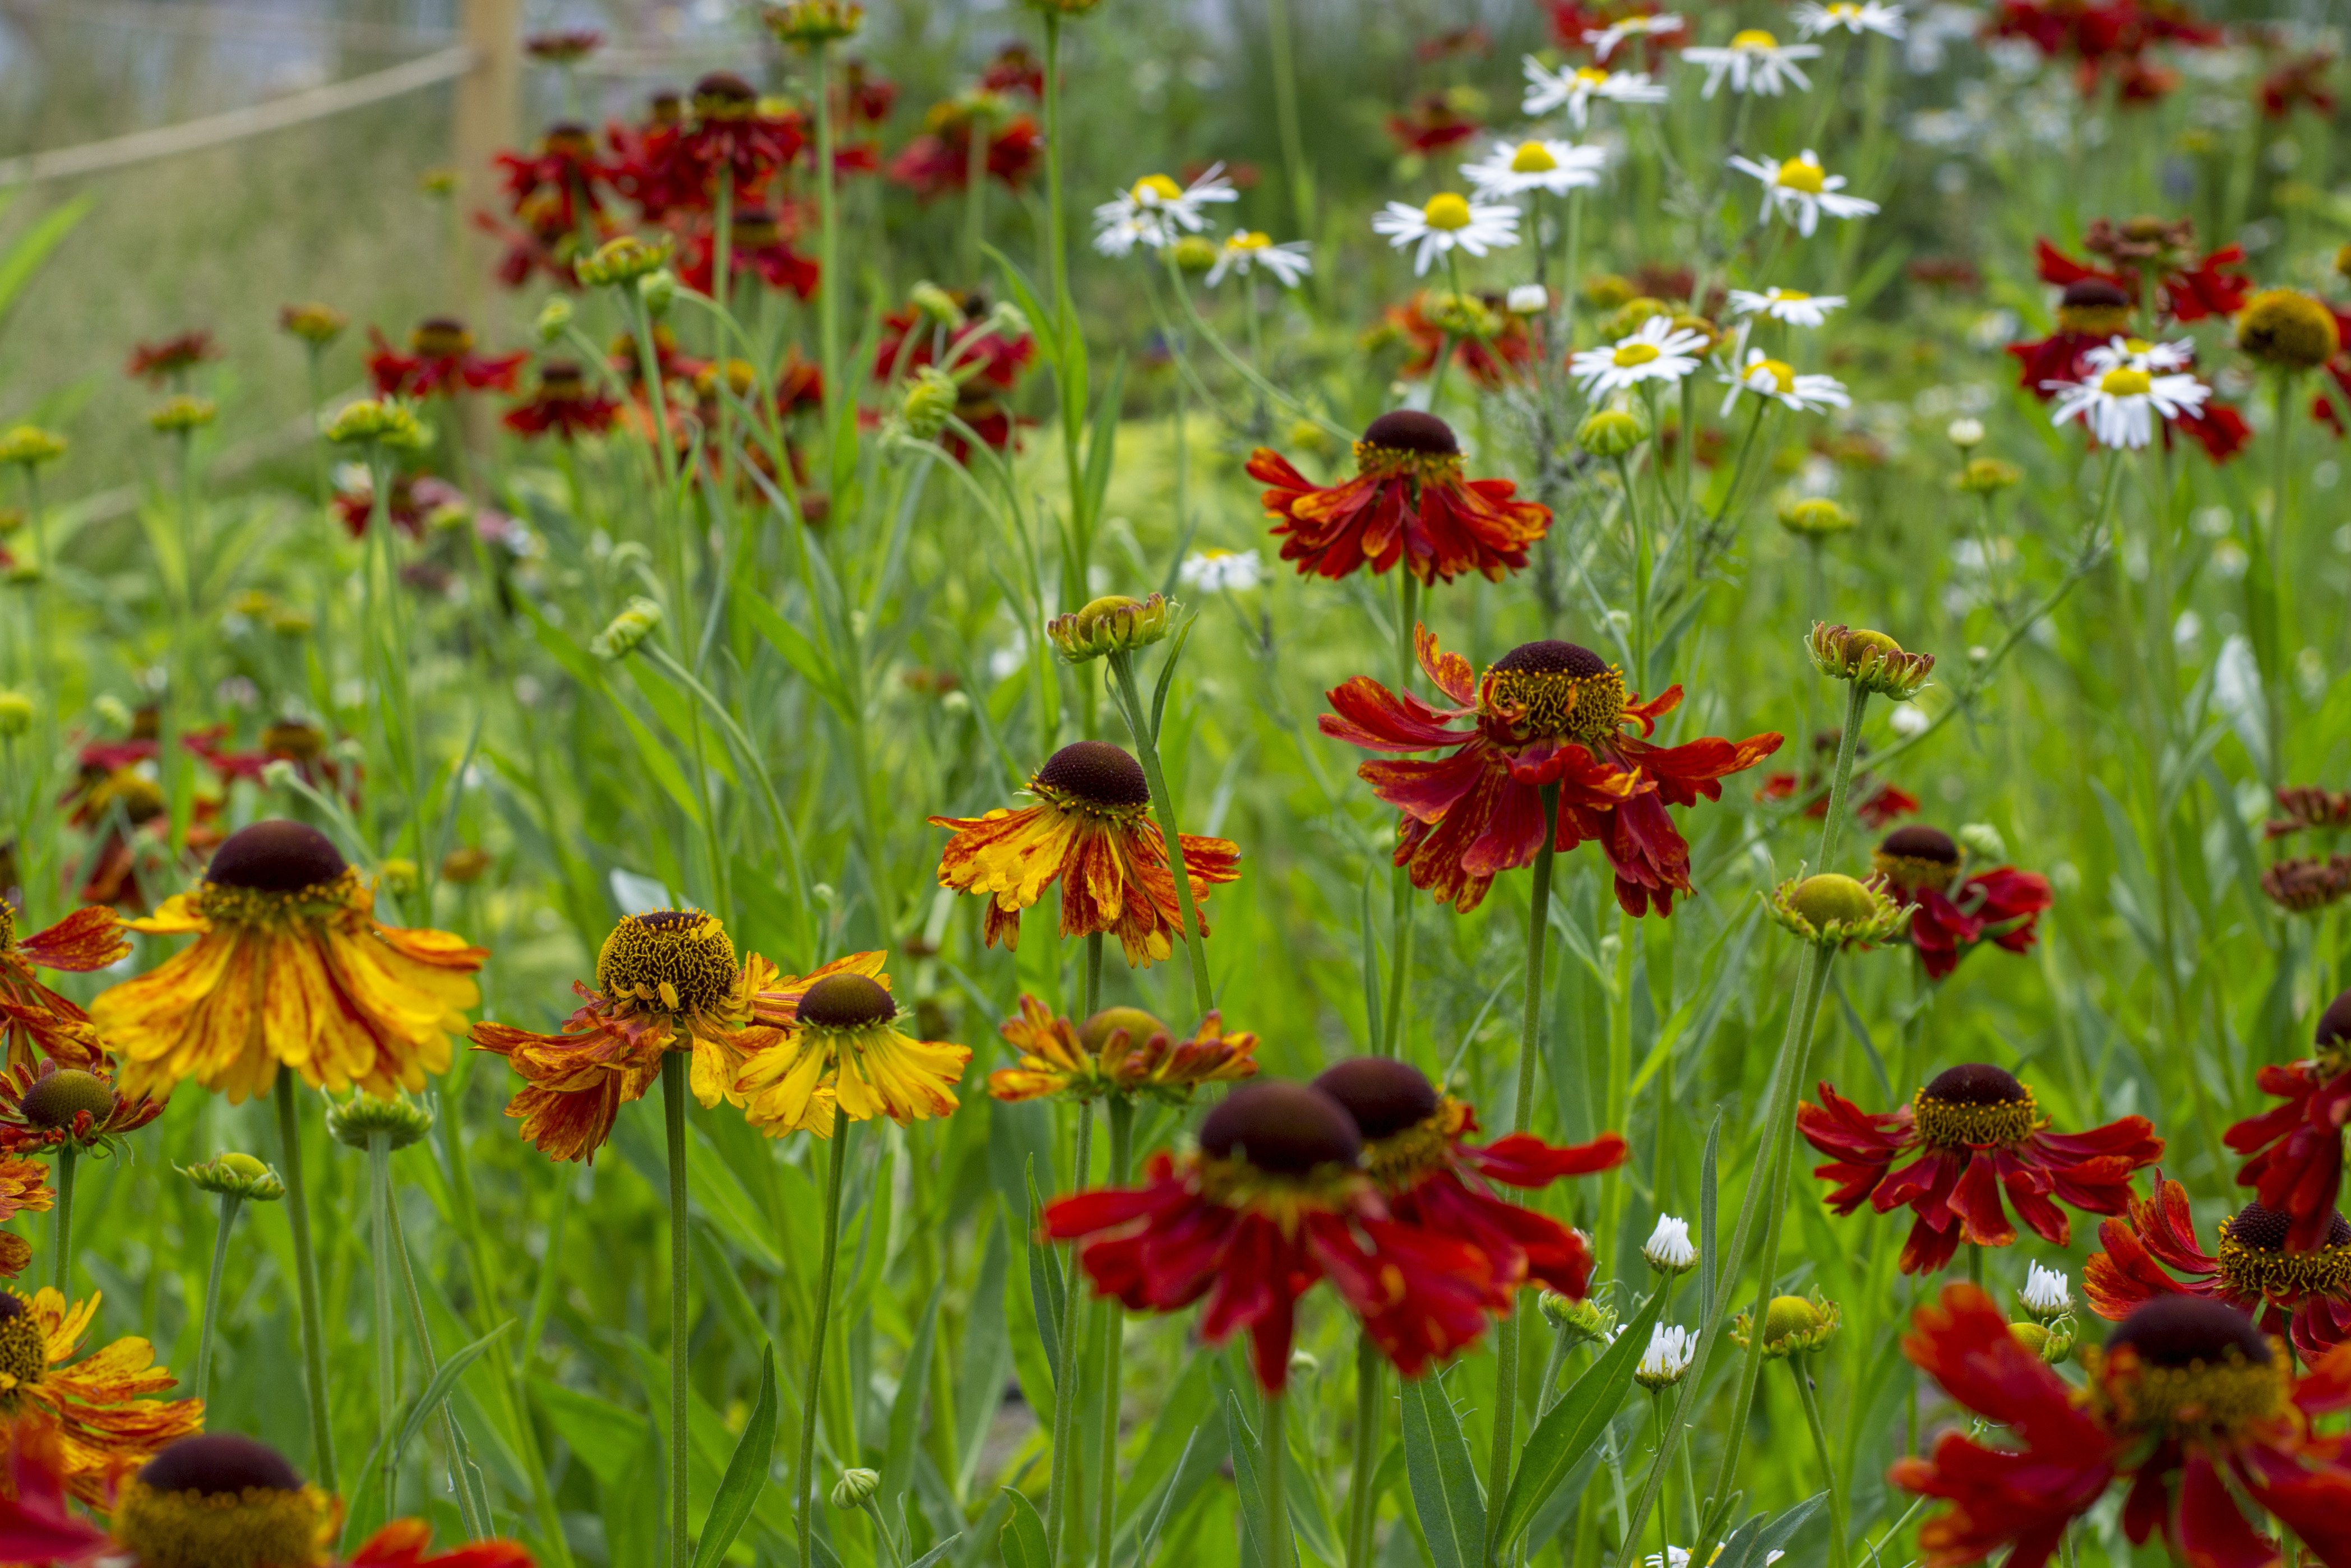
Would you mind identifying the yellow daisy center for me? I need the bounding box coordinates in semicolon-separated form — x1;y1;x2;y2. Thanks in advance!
1511;141;1559;173
1732;28;1780;48
1829;3;1864;16
2124;336;2155;353
1423;192;1473;230
2100;366;2154;396
1773;288;1812;301
596;909;738;1014
1613;341;1662;367
1752;358;1798;392
1776;159;1826;194
1575;66;1609;86
1132;174;1183;204
1228;231;1271;252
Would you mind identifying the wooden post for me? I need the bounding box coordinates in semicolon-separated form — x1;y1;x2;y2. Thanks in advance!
452;0;520;473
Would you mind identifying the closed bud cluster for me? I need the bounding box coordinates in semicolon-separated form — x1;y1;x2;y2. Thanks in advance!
1807;623;1935;700
534;297;576;344
763;0;864;45
1778;496;1855;537
379;858;419;895
0;691;31;737
325;1092;435;1151
1955;457;2021;494
326;399;429;450
1578;401;1650;458
831;1467;881;1510
0;426;66;467
1768;872;1910;949
147;396;217;434
278;303;349;346
182;1151;286;1201
2007;1317;2076;1365
900;368;960;442
1734;1289;1840;1358
1539;1289;1616;1344
639;270;679;317
908;283;968;329
1170;235;1219;275
591;598;664;661
576;234;677;288
1047;594;1173;663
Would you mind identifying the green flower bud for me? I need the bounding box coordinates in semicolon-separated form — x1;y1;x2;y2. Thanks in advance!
1577;405;1648;458
639;269;679;317
763;0;865;45
1170;235;1219;275
325;1093;436;1151
0;691;31;738
147;396;217;434
183;1151;288;1201
575;234;677;288
1777;497;1855;538
1538;1291;1616;1345
1955;457;2021;494
901;368;960;442
1806;622;1935;700
325;399;429;450
534;297;576;345
591;597;664;660
1046;593;1174;663
1767;872;1910;949
0;426;66;467
831;1467;881;1510
1733;1289;1840;1358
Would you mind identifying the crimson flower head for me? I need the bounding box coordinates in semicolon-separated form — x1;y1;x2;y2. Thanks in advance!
2038;228;2249;327
125;331;219;385
1873;825;2053;981
2086;1175;2351;1363
1895;1288;2351;1568
649;72;808;210
495;122;612;231
1386;90;1483;155
525;27;603;63
368;319;526;399
2227;989;2351;1250
2260;52;2338;118
887;103;1044;198
1322;628;1780;915
1249;411;1550;584
980;43;1045;98
1315;1056;1626;1341
503;360;620;442
1382;292;1535;391
1043;1080;1500;1392
1756;728;1919;827
679;207;820;298
1801;1062;2162;1274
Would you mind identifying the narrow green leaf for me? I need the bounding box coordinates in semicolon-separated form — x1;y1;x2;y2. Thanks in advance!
881;1283;944;1510
1492;1286;1664;1553
906;1536;961;1568
1024;1159;1064;1386
1399;1373;1484;1568
956;1218;1012;1497
689;1349;778;1568
0;195;88;325
998;1488;1052;1568
1699;1113;1722;1329
396;1319;515;1461
1224;1389;1271;1568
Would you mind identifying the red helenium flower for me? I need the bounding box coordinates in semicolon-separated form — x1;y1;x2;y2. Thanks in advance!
1249;411;1551;584
1894;1287;2351;1568
2227;989;2351;1250
1322;629;1781;915
503;360;621;441
2086;1176;2351;1363
1800;1062;2162;1274
1872;825;2054;981
368;320;526;399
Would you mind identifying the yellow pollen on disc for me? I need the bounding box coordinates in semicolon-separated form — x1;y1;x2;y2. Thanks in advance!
2100;367;2154;396
1133;174;1183;204
1423;192;1473;230
1776;159;1826;194
1575;67;1609;86
1228;231;1270;251
1511;141;1559;174
1829;3;1863;16
1774;288;1812;301
1731;28;1780;48
2123;336;2154;353
1755;359;1797;392
1613;342;1663;368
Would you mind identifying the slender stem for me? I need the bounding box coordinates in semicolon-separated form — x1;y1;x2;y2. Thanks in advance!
798;1122;854;1568
275;1074;338;1490
1092;1099;1135;1568
1346;1330;1382;1568
962;110;991;274
813;43;843;470
1264;0;1313;243
386;1171;488;1540
369;1132;398;1508
1486;783;1561;1565
1614;453;1653;695
662;1055;691;1568
1968;1242;1983;1288
1082;930;1104;1019
1817;682;1871;871
1265;1385;1291;1568
1107;652;1216;1018
195;1191;241;1405
1048;1101;1094;1568
2260;372;2296;795
1380;573;1420;1057
1793;1359;1850;1568
48;1144;74;1294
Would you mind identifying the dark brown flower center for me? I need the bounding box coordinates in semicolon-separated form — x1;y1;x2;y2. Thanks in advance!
797;973;896;1030
735;211;783;248
411;317;473;358
20;1070;113;1131
205;821;348;893
2216;1201;2351;1301
2109;1295;2269;1367
1480;641;1627;747
2056;277;2132;335
1913;1064;2039;1147
545;123;596;157
539;360;587;399
1200;1083;1361;1176
1312;1057;1440;1141
2318;989;2351;1053
596;910;737;1014
1034;741;1150;812
1360;410;1459;456
695;71;758;115
138;1433;302;1496
1875;825;1961;895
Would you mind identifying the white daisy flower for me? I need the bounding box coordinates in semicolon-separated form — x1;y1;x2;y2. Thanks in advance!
1719;349;1850;414
1506;284;1551;314
1633;1324;1696;1388
2021;1262;2072;1319
1794;0;1908;36
1091;165;1239;256
2081;334;2196;374
1683;29;1822;96
1585;12;1685;62
1178;548;1264;592
1726;285;1847;327
1371;191;1521;276
1642;1214;1697;1273
1204;230;1313;288
1569;315;1710;396
2045;349;2211;450
1647;1551;1787;1568
1727;150;1879;236
1460;137;1608;200
1522;57;1670;129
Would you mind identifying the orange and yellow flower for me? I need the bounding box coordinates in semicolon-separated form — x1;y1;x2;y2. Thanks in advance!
90;821;485;1104
736;956;970;1139
988;997;1257;1104
0;1288;203;1504
471;909;780;1162
0;904;127;1072
930;741;1240;965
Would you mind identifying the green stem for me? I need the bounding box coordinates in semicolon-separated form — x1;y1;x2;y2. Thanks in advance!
195;1191;241;1405
813;43;843;473
1346;1330;1382;1568
1082;930;1104;1019
1380;573;1420;1057
798;1122;854;1568
1968;1242;1983;1288
275;1073;338;1490
385;1172;489;1539
663;1055;691;1568
1107;652;1216;1019
1793;1359;1850;1568
1485;783;1561;1565
49;1144;74;1294
1092;1099;1135;1568
1048;1100;1094;1568
1265;1384;1291;1568
1264;0;1313;243
369;1132;397;1509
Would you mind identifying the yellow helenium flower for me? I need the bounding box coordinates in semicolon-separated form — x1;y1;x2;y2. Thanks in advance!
737;961;970;1139
0;1288;203;1504
92;821;485;1104
988;997;1260;1104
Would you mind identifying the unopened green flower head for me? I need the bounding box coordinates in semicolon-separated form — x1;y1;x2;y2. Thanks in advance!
901;368;960;442
1807;622;1935;700
1768;872;1909;948
2237;288;2340;371
0;426;66;467
1956;457;2021;494
379;857;419;895
534;297;576;345
1778;497;1855;537
1048;594;1173;663
279;302;349;346
1599;295;1670;341
326;1092;435;1151
983;302;1030;343
1170;235;1219;275
763;0;864;45
2008;1318;2076;1365
831;1467;881;1510
325;399;428;450
591;598;664;660
1734;1289;1840;1358
1424;290;1499;340
908;281;968;330
183;1151;286;1201
1577;403;1649;459
576;234;677;289
147;396;217;434
0;691;31;738
1538;1290;1615;1344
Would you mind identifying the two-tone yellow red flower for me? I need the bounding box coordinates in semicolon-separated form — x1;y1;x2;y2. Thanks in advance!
736;958;970;1139
930;741;1241;965
471;909;780;1162
0;904;127;1071
0;1288;203;1504
90;822;485;1104
988;998;1258;1104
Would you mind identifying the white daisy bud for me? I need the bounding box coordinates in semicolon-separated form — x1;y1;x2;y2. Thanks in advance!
1506;284;1551;315
1633;1324;1696;1389
1643;1213;1698;1274
2020;1261;2071;1320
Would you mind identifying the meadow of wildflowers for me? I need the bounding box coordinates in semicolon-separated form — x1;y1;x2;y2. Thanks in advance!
4;0;2351;1566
